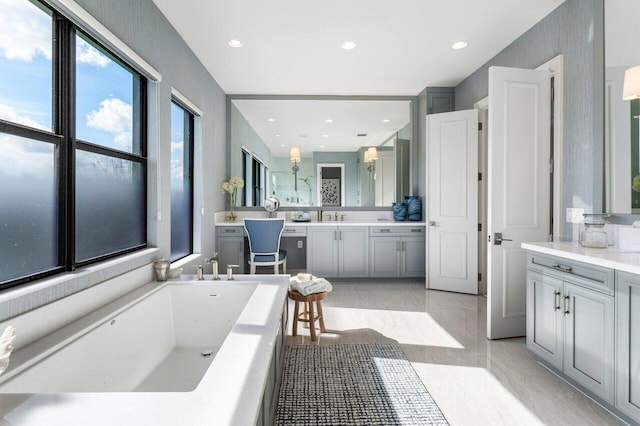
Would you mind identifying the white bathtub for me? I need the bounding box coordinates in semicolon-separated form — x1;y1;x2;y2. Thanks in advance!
0;275;289;425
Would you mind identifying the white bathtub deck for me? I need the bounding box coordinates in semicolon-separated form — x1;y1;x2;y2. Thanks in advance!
0;274;289;426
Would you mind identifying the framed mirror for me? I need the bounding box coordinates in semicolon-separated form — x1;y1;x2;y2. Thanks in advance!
227;96;416;208
604;0;640;213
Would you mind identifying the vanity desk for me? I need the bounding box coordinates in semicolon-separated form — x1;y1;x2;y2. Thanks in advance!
522;242;640;425
215;220;425;279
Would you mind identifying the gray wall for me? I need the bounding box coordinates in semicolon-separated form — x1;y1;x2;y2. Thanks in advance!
75;0;228;260
454;0;604;241
1;0;229;320
229;103;273;178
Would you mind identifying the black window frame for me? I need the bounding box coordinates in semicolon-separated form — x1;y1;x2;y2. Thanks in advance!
0;1;147;291
169;99;195;262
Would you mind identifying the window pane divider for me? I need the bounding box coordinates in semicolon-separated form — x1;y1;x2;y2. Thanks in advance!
0;120;62;145
75;140;146;163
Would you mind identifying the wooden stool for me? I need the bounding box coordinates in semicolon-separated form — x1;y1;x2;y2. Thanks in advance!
288;290;327;342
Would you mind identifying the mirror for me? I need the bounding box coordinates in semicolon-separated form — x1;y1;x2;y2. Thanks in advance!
604;0;640;213
228;97;414;207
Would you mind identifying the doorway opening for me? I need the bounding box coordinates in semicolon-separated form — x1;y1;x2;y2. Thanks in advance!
317;163;346;207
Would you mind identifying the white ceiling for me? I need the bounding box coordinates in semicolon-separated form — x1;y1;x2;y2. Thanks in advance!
232;99;411;157
151;0;565;96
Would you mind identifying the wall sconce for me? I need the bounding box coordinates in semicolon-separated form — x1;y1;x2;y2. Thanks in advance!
624;65;640;120
364;147;378;190
623;65;640;101
290;146;301;191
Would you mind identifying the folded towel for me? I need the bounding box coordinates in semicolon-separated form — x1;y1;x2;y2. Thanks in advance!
290;277;332;296
0;326;16;376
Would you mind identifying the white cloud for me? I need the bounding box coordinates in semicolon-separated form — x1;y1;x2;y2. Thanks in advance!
86;98;132;149
76;38;110;68
171;141;184;152
0;0;52;61
0;134;53;178
0;103;48;131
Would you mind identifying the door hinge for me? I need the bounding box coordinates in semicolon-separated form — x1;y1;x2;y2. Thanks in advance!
478;273;482;281
478;223;482;232
478;122;483;131
478;172;482;181
549;158;554;174
551;86;555;102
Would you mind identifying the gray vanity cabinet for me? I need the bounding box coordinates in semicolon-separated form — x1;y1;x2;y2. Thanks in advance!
526;254;615;403
216;226;245;274
369;227;425;277
615;271;640;422
307;226;369;278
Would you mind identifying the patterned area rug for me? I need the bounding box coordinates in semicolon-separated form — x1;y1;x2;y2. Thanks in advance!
275;343;449;425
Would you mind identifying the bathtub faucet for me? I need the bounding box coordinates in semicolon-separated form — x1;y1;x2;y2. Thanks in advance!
205;253;220;280
227;265;239;280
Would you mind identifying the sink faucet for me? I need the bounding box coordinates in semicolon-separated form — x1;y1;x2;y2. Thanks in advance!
196;265;204;280
205;253;220;280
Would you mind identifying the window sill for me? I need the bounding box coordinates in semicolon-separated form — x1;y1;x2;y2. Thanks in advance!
171;253;202;269
0;248;159;322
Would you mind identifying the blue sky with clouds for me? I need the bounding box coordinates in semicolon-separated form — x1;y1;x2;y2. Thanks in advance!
0;0;135;154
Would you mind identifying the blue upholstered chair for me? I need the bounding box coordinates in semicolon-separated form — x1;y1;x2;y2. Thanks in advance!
243;218;287;274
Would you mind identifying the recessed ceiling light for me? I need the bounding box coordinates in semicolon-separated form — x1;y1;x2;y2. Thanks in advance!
267;118;276;122
322;134;329;138
275;134;281;137
320;145;326;148
451;41;468;50
382;119;391;123
341;41;356;50
325;119;334;123
228;39;243;48
280;144;286;147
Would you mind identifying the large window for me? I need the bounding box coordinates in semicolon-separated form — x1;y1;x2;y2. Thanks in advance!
0;0;147;289
170;101;194;261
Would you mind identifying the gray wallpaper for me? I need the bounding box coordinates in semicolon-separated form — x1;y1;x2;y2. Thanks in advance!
454;0;604;241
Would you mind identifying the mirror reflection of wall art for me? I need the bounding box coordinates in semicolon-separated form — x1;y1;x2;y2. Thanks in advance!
322;179;340;206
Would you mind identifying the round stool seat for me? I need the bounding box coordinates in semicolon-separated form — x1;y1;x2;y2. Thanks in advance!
288;290;328;342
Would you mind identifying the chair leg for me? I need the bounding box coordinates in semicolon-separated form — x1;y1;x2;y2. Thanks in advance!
274;264;278;274
316;300;326;333
292;301;299;337
250;264;256;274
303;302;310;328
308;299;316;342
283;259;287;274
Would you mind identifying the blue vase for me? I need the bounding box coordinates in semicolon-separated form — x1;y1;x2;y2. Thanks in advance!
393;202;407;221
407;196;422;221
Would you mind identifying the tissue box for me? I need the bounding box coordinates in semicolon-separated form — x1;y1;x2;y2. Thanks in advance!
618;227;640;251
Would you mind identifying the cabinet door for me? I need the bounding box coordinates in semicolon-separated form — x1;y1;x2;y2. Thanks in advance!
338;227;369;277
369;237;400;277
307;227;338;277
616;271;640;422
526;271;563;369
563;282;614;403
217;237;244;274
400;236;425;277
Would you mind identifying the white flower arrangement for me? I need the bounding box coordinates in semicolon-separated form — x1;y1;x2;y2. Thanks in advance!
221;176;244;219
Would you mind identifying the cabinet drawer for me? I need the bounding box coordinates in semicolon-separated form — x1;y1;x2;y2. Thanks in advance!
283;226;306;236
370;226;425;236
527;254;613;295
216;226;244;237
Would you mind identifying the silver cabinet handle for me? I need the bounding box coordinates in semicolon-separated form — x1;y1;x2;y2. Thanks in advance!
563;295;570;315
494;232;513;245
553;290;561;311
402;241;405;251
379;229;390;233
396;241;400;251
552;263;573;273
411;229;422;233
334;230;337;240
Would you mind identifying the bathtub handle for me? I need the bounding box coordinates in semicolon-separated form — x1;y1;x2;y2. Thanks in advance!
227;265;239;280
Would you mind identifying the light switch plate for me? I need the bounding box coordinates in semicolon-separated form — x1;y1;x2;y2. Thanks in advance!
566;208;584;224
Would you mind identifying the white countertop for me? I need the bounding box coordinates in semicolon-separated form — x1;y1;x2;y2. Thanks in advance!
216;220;426;227
522;242;640;275
0;275;290;426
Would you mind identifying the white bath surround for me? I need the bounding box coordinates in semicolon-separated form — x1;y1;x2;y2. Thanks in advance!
0;275;289;425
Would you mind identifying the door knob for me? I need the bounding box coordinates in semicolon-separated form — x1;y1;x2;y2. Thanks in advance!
429;221;438;228
494;232;513;245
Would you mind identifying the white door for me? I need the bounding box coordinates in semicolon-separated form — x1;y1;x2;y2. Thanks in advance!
427;109;478;294
487;66;551;339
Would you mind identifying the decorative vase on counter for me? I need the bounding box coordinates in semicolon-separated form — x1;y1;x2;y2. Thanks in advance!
393;202;407;221
406;196;422;221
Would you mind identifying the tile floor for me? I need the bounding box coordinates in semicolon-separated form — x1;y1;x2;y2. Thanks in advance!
286;279;625;426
